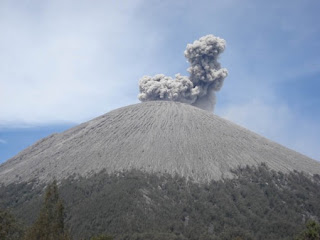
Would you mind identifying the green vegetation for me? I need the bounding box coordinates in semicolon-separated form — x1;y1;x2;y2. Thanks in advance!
0;208;24;240
1;164;320;240
90;234;113;240
24;180;70;240
295;220;320;240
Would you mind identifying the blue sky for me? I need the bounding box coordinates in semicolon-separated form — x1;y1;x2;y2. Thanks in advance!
1;0;320;163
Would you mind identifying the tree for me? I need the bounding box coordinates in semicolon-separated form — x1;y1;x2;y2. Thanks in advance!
24;180;70;240
295;220;320;240
0;208;24;240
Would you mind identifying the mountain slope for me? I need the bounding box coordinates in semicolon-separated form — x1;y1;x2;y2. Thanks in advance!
1;165;320;240
0;101;319;184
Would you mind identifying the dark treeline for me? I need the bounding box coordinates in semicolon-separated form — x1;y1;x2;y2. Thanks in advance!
1;164;320;240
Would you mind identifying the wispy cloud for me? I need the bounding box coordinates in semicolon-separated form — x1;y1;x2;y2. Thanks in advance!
218;99;320;161
0;1;163;126
0;139;7;144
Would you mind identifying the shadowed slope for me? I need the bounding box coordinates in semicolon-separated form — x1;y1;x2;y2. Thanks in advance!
0;101;320;184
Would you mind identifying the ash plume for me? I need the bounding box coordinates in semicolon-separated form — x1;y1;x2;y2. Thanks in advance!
138;35;228;112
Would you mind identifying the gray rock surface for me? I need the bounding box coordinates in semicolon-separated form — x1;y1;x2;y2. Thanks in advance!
1;101;320;185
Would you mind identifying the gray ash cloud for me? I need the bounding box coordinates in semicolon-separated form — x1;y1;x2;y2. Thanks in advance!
138;35;228;112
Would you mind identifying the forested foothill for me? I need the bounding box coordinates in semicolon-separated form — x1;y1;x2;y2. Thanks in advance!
1;164;320;240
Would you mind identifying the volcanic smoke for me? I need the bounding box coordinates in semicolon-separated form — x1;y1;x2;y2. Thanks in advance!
138;35;228;112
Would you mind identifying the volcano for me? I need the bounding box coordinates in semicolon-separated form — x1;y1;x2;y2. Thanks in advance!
1;101;319;185
2;101;320;240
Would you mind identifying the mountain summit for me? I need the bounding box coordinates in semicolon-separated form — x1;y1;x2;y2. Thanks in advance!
1;101;319;185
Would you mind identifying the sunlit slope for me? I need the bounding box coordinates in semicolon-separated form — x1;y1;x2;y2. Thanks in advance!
1;101;320;184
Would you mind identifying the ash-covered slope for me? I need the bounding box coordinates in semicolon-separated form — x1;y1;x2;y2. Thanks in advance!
1;101;320;185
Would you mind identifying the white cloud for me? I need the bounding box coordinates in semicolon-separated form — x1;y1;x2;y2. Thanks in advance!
218;99;320;161
0;1;163;126
0;139;7;144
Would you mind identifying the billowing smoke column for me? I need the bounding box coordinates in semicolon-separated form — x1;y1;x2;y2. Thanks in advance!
138;35;228;112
